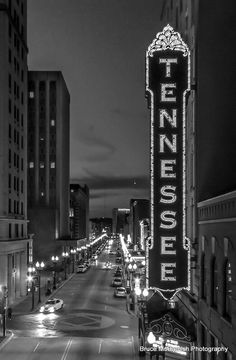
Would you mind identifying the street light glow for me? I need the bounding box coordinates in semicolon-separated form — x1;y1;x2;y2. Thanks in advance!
147;331;156;344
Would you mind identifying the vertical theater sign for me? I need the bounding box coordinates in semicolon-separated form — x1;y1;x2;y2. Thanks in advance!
146;25;190;300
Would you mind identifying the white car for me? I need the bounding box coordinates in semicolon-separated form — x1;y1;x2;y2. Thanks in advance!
40;298;63;313
103;262;112;270
77;264;87;273
114;287;126;298
112;278;122;287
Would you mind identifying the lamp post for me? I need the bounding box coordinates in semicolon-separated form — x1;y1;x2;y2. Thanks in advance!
0;286;8;337
27;266;35;310
51;256;59;289
35;261;45;303
70;249;76;273
128;262;137;290
62;252;69;280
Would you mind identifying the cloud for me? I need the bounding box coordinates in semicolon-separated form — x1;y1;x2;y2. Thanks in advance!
71;173;149;191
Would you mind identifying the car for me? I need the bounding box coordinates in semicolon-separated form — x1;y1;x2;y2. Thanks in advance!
112;278;122;287
39;298;63;313
114;272;122;279
114;287;126;298
77;264;87;273
109;251;116;255
103;262;112;270
116;257;122;264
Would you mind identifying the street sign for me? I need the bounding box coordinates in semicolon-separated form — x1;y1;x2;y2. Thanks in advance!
146;25;190;300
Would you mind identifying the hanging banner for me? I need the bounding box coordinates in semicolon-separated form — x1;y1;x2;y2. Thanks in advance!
146;25;190;300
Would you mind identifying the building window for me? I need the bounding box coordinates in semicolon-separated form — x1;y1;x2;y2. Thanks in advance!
50;162;55;168
9;224;12;238
8;49;11;63
9;124;12;139
211;257;218;308
9;149;11;165
40;162;45;169
51;119;55;126
29;162;34;168
223;260;232;321
201;253;207;299
8;199;11;213
41;192;44;197
9;99;12;113
29;91;34;99
15;224;19;237
21;224;24;237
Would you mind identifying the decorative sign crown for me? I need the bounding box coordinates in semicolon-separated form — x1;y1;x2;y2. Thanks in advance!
147;24;189;57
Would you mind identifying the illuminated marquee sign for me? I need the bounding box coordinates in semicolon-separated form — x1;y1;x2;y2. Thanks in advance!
146;25;190;300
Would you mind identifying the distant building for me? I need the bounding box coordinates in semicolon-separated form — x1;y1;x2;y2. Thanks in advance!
27;71;70;260
112;208;130;237
0;0;32;304
129;199;149;249
70;184;89;241
90;218;112;238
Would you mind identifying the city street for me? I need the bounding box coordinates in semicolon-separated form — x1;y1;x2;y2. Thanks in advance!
0;248;139;359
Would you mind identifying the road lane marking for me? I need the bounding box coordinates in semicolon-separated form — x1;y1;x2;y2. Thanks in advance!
131;336;136;358
61;338;72;360
33;342;40;352
98;340;103;354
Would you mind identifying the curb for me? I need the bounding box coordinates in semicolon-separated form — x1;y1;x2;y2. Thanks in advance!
126;296;137;318
0;331;14;351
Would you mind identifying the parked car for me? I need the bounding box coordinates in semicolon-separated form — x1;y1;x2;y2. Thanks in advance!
77;264;87;273
114;287;126;298
103;262;112;270
40;298;63;313
111;278;122;287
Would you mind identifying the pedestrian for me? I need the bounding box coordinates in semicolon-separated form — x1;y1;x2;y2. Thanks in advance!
7;307;12;320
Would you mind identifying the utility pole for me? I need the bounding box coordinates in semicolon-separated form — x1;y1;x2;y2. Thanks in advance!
1;286;8;337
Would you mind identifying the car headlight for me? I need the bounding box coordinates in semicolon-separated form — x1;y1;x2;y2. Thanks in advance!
49;307;55;312
40;306;45;312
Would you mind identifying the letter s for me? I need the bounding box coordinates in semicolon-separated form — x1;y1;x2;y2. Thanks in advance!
160;211;177;229
160;185;177;203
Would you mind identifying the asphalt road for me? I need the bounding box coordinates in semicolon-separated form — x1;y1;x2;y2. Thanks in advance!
0;244;139;360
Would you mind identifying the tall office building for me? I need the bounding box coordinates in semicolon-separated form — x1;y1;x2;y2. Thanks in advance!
70;184;89;241
112;208;130;237
0;0;32;304
129;199;149;249
28;71;70;260
160;0;236;357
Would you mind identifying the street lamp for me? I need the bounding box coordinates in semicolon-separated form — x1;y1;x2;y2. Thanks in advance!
70;249;76;273
62;252;69;280
51;256;59;289
35;261;45;303
27;266;36;310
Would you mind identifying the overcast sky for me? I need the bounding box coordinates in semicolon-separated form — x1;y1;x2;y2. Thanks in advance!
27;0;162;217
